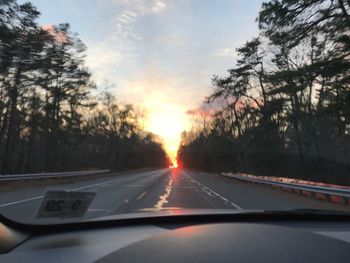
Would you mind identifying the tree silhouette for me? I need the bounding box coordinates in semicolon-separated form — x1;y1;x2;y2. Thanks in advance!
178;0;350;185
0;0;168;174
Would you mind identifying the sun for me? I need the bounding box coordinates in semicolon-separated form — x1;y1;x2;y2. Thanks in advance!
148;114;183;141
144;98;188;165
147;109;183;164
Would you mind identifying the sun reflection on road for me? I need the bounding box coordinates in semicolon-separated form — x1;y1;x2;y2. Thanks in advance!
154;178;173;210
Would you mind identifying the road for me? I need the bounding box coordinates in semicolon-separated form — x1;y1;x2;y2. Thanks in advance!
1;168;349;223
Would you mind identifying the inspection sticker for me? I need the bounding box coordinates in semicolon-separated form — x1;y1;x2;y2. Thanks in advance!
37;190;96;218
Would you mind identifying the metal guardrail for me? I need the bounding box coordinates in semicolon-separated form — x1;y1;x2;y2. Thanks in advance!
0;170;111;182
221;173;350;198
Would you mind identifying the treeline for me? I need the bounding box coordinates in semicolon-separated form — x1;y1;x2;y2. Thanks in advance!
178;0;350;185
0;0;168;174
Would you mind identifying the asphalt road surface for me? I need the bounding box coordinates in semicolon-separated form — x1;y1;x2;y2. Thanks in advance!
1;168;349;223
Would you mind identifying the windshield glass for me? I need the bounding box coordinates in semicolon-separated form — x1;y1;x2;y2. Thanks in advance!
1;0;350;224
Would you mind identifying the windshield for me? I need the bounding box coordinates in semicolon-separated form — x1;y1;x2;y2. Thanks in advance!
1;0;350;225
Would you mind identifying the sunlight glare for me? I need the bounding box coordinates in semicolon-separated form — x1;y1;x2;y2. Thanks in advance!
144;95;188;165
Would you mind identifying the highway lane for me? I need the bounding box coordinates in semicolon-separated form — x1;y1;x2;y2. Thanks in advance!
115;169;350;213
0;168;349;223
0;169;168;222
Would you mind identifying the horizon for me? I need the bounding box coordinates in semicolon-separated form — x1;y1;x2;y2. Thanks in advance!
21;0;264;162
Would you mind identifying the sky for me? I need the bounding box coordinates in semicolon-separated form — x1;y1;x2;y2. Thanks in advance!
25;0;264;164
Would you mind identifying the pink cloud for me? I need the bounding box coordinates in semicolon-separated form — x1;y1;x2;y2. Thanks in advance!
186;98;226;117
42;24;69;43
187;96;263;117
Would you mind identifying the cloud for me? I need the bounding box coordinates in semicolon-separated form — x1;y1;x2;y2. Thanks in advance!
124;0;167;15
85;44;124;83
213;47;237;58
153;33;189;47
117;64;188;104
85;0;168;84
149;0;167;14
104;0;167;15
42;24;69;43
186;95;264;119
111;0;167;41
186;99;224;118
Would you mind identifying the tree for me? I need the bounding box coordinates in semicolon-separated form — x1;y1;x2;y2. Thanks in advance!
0;0;168;174
179;0;350;185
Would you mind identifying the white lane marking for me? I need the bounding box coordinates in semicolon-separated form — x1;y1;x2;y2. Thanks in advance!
0;196;43;208
69;178;131;191
137;191;147;200
0;170;165;208
154;179;173;209
186;178;217;208
184;172;242;210
0;179;122;208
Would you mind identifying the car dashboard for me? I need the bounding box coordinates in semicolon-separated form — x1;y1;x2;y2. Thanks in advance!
1;213;350;262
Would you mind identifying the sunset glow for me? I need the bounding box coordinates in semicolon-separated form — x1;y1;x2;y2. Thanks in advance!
32;0;263;163
120;69;192;164
144;98;188;165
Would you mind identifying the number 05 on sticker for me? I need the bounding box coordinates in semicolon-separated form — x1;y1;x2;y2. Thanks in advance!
37;191;96;218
